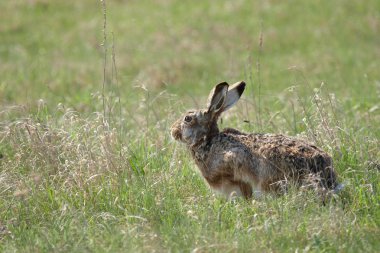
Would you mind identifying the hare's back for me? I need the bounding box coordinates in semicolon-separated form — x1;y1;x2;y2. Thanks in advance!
249;133;326;156
238;132;332;173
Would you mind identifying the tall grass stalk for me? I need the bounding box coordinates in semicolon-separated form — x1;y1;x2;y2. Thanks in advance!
256;21;264;131
101;0;108;124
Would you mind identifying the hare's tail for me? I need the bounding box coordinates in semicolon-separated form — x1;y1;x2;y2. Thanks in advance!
333;182;345;194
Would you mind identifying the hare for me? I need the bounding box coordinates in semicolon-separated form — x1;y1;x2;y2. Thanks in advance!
170;81;339;199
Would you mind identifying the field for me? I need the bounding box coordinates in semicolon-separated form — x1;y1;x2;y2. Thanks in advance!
1;0;379;252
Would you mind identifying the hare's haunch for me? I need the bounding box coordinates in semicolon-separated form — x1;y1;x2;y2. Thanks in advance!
171;81;338;199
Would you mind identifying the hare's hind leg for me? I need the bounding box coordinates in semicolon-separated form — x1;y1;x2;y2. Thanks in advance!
238;181;253;199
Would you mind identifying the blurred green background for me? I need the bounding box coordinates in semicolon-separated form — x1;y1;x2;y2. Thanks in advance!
1;0;379;109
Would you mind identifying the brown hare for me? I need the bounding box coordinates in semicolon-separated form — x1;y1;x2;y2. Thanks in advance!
170;81;339;199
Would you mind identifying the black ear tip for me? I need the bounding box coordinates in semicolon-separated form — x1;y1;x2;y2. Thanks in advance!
216;82;229;88
238;81;246;94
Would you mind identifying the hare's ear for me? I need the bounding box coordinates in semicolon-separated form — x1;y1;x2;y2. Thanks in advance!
221;81;246;112
206;82;229;113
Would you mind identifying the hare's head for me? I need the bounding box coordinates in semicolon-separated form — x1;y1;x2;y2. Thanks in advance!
170;81;246;147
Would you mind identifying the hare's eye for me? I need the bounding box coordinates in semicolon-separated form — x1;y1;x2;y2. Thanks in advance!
184;116;192;122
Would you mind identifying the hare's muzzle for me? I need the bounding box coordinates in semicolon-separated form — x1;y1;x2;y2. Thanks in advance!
170;120;182;141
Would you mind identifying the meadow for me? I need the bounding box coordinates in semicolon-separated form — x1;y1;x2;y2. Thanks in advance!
0;0;379;252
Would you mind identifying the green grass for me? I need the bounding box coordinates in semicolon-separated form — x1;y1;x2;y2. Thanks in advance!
0;0;379;252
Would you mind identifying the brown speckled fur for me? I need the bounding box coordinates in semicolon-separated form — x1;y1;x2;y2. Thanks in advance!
170;81;338;199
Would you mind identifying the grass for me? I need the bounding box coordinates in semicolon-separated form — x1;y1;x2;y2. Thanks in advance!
0;0;379;252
